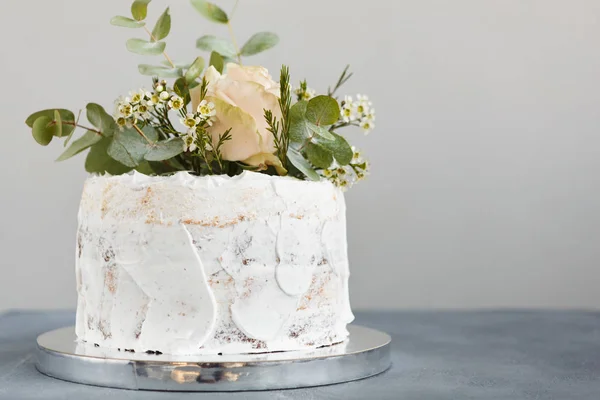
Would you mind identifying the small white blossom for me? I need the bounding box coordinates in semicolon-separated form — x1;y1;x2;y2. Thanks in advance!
180;113;201;133
129;90;144;105
340;95;356;122
359;119;374;135
134;101;152;120
117;102;133;118
159;91;171;102
197;100;216;118
168;95;184;111
148;93;161;107
183;134;198;152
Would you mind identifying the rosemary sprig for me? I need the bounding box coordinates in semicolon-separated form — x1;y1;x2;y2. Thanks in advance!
276;65;291;168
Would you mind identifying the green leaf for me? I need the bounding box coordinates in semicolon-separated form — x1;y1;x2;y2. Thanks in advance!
185;56;205;83
145;138;184;161
161;60;191;68
135;161;155;175
287;147;320;181
151;7;171;41
110;16;146;28
131;0;151;21
32;116;54;146
85;138;133;175
53;110;63;138
306;95;340;126
240;32;279;56
174;77;199;106
26;109;75;137
209;51;224;73
196;35;236;58
138;64;182;78
86;103;117;137
126;38;166;55
56;130;102;161
316;132;353;165
305;143;333;169
107;126;158;167
190;0;228;23
288;100;310;142
309;123;335;141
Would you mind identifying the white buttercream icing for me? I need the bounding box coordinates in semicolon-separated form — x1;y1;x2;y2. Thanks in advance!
75;171;354;355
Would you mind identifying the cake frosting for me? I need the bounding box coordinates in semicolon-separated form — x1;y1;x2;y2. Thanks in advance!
75;171;354;355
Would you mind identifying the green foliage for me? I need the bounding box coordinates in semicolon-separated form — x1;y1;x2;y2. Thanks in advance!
305;143;333;168
315;132;353;165
107;126;158;167
328;65;353;97
196;35;236;58
209;51;224;73
145;138;184;161
57;130;102;161
185;56;205;83
174;77;199;106
32;116;54;146
85;138;133;174
138;64;182;77
288;101;309;142
131;0;151;21
305;95;340;126
86;103;117;136
110;16;145;28
287;147;319;181
190;0;228;24
53;110;63;138
126;38;166;55
240;32;279;56
151;7;171;41
26;109;75;137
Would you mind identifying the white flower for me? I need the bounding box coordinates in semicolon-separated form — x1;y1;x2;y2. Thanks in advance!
117;102;133;118
134;101;152;120
168;95;184;110
183;134;198;152
364;110;376;121
129;90;144;104
295;86;316;101
359;118;375;135
340;95;356;122
147;92;161;107
155;84;165;93
197;100;216;126
159;91;171;102
355;94;372;115
180;113;201;133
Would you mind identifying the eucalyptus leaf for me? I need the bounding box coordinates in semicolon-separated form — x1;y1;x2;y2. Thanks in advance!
305;143;333;168
145;138;184;161
110;16;145;28
126;38;166;56
32;116;54;146
107;126;158;167
138;64;183;78
288;100;309;142
209;51;224;73
190;0;228;23
85;138;133;175
86;103;116;137
287;147;320;181
161;60;191;68
316;132;353;165
53;110;63;137
196;35;236;58
26;109;75;137
240;32;279;56
174;77;199;106
309;123;335;141
131;0;151;21
151;7;171;41
306;95;340;126
185;56;205;83
135;161;155;175
56;130;102;161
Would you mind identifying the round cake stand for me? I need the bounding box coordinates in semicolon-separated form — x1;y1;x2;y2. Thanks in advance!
35;325;391;391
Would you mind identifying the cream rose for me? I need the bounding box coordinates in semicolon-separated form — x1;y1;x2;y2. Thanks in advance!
190;63;283;170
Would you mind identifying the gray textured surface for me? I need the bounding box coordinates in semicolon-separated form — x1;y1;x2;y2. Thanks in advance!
1;311;600;399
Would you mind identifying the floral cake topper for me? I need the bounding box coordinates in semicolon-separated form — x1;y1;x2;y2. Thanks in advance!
25;0;375;191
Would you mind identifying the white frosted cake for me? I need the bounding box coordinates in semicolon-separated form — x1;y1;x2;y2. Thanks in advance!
75;171;354;355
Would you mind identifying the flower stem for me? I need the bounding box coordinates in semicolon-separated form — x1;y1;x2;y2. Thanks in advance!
143;26;176;68
61;121;104;137
133;124;154;144
227;21;242;64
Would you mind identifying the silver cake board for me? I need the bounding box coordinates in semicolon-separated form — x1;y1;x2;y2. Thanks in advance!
35;325;391;391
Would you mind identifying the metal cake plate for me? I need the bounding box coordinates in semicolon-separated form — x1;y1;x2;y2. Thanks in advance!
35;325;391;391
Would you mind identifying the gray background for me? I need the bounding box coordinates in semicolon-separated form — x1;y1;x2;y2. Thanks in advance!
1;0;599;311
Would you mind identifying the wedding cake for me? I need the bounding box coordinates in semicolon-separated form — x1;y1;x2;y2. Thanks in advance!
75;171;354;355
26;0;376;357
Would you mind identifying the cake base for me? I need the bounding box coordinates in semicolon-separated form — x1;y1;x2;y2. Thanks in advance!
35;325;391;391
